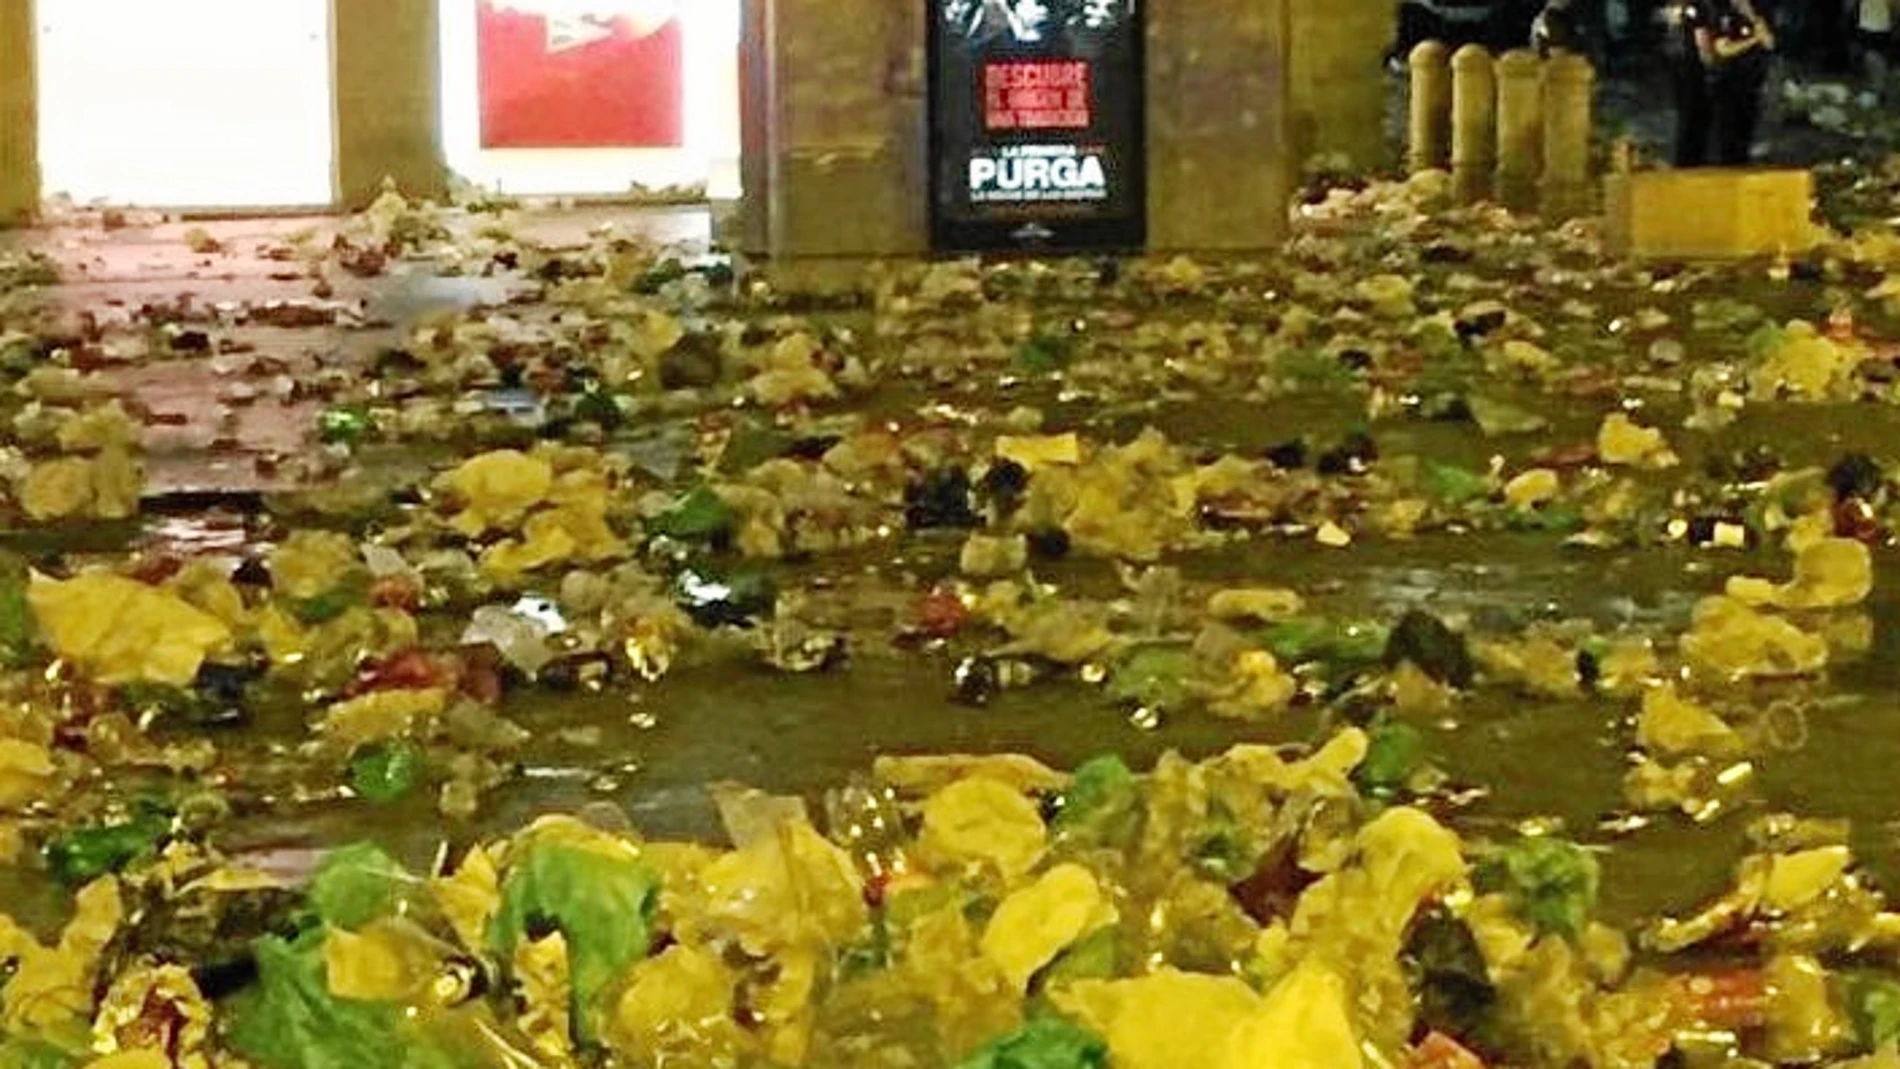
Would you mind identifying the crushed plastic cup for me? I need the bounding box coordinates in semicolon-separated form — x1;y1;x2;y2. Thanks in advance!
461;599;566;676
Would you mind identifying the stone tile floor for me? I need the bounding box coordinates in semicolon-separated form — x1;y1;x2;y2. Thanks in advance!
1;204;713;496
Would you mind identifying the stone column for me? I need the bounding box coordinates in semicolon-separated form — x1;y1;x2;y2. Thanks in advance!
736;0;772;256
1407;41;1451;176
1450;45;1495;204
332;0;448;210
1288;0;1391;172
0;0;37;224
1494;49;1542;212
1148;0;1293;251
740;0;925;268
1540;51;1594;221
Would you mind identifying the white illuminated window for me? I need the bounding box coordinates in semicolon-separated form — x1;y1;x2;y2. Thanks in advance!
36;0;335;209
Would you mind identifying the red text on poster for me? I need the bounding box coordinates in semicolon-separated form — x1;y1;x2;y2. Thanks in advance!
983;61;1091;131
478;2;685;149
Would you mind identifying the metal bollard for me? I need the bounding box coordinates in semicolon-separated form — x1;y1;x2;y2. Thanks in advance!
1450;44;1496;204
1494;49;1542;213
1539;51;1594;221
1407;40;1452;176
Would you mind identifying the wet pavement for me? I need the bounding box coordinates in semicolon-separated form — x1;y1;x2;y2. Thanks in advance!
5;197;1893;917
0;156;1897;1065
2;205;711;494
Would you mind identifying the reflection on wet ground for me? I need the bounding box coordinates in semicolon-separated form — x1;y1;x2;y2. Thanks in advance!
178;528;1899;930
3;196;1899;946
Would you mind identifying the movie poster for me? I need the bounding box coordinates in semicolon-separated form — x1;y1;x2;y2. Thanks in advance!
929;0;1145;252
477;1;685;149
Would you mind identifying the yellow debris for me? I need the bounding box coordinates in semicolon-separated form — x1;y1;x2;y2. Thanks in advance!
959;534;1029;578
1763;847;1854;913
1637;685;1744;759
92;963;212;1068
433;846;501;954
1206;588;1305;623
1219;728;1370;799
1762;953;1851;1064
56;401;140;454
166;560;251;630
439;450;555;536
604;944;745;1059
1752;320;1858;400
0;739;58;811
29;572;232;686
1597;412;1676;469
324;921;439;1003
19;449;142;522
1356;274;1417;318
1205;649;1298;720
514;932;574;1061
1225;958;1365;1069
83;1053;170;1069
980;864;1116;992
1681;596;1829;681
480;501;624;582
996;433;1082;470
1504;468;1561;509
1780;538;1874;610
1056;969;1262;1069
918;776;1047;882
1499;339;1558;374
872;754;1068;796
1331;806;1467;940
746;334;838;407
1392;661;1455;714
320;688;450;749
693;818;866;960
1;877;123;1032
1727;538;1872;611
268;530;359;601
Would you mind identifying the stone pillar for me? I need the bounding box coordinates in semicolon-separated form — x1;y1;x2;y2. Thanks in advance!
332;0;447;210
1450;45;1495;204
1288;0;1391;171
1148;0;1293;251
740;0;924;267
1540;52;1594;221
1494;49;1542;212
1407;41;1451;176
0;0;37;225
736;0;772;256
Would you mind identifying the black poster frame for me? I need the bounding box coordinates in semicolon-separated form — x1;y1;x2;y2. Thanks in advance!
926;1;1148;255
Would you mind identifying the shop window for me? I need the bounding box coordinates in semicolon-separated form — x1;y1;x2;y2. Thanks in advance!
37;0;335;209
439;0;741;199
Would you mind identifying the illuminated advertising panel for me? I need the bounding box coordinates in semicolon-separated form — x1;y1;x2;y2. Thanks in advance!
929;0;1145;252
477;1;685;149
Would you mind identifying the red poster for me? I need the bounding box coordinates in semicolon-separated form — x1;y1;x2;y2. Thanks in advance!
477;2;685;149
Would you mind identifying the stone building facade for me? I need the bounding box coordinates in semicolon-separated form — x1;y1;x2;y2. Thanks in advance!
0;0;1392;250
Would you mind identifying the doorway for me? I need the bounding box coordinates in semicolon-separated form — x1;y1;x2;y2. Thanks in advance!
36;0;336;209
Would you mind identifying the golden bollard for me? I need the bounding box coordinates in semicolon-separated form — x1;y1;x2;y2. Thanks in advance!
1407;40;1452;176
1450;44;1496;204
1494;49;1543;213
1540;51;1595;221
